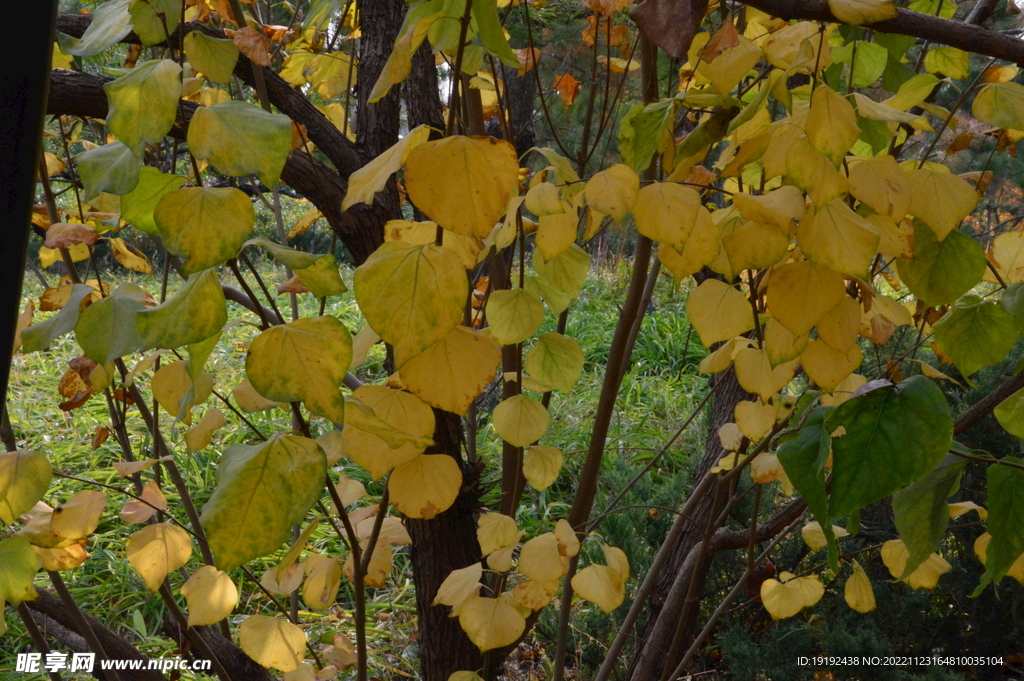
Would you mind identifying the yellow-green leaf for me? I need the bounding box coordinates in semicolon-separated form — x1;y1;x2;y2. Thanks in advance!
687;279;754;347
389;453;462;519
806;85;860;166
184;32;239;85
798;199;880;277
767;260;847;337
584;164;639;222
126;522;192;592
343;125;432;210
485;288;545;346
104;59;182;152
905;168;979;240
632;182;701;249
398;326;501;415
523;445;563;491
0;451;52;525
155;187;254;275
188;101;293;186
246;316;352;424
493;395;549;448
524;333;584;392
343;385;434;481
828;0;897;24
138;269;227;351
405;136;520;239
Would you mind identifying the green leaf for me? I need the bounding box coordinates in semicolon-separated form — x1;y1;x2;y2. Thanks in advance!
777;408;838;568
485;288;545;346
21;284;95;353
0;537;39;605
472;0;519;66
977;459;1024;591
932;296;1019;381
826;376;953;521
75;284;146;365
187;101;293;186
246;316;353;424
129;0;181;46
893;454;966;577
524;333;584;392
183;32;239;85
896;223;986;306
77;141;142;201
120;166;186;235
245;237;321;270
201;434;327;571
832;41;887;89
0;451;52;525
524;275;571;315
354;242;467;359
1001;282;1024;335
618;100;678;174
137;269;227;350
57;0;132;57
533;244;590;299
294;254;348;298
155;187;255;275
104;59;182;152
995;387;1024;440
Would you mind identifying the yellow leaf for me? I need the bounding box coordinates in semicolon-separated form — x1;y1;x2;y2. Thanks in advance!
519;532;565;583
800;339;863;391
750;452;786;484
239;615;306;672
948;501;987;520
848;156;912;222
734;400;777;441
287;206;323;239
731;185;805;235
246;316;351;424
512;578;560;611
51;490;106;540
656;207;722;283
126;523;192;592
806;85;860;166
801;521;850;551
828;0;897;24
399;326;501;415
34;543;89;572
761;572;824;619
343;125;431;210
990;231;1024;284
686;279;754;348
368;9;442;102
880;539;951;589
355;515;411;546
786;136;851;208
718;422;744;452
555;519;580;558
478;513;519;556
734;348;797;401
924;47;970;80
699;35;763;96
449;673;486;681
974;533;1024;584
383;221;484;270
764;22;830;72
523;445;563;491
457;593;528;652
493;395;549;447
632;182;701;249
233;378;284;412
433;562;483;607
584;164;639;222
817;297;862;353
767;260;847;337
603;545;629;582
350;536;391;587
843;560;876;613
184;407;225;452
332;472;366;509
180;566;238;626
120;481;166;524
905;167;979;241
524;333;583;392
405;136;520;239
342;386;433;480
261;563;304;596
108;237;153;274
572;564;625;613
536;211;579;260
389;453;461;519
820;372;868;406
151;360;213;425
764;318;808;368
302;553;341;611
486;288;545;346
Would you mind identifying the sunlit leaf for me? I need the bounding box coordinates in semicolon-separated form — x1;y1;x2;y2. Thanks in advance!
389;453;462;520
240;615;306;672
181;566;238;626
126;522;192;592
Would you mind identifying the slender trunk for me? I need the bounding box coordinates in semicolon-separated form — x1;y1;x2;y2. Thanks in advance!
625;367;750;681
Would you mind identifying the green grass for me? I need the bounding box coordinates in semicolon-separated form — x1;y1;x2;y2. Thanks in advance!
3;244;709;680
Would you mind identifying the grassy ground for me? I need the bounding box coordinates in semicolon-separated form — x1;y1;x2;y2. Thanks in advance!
2;241;709;680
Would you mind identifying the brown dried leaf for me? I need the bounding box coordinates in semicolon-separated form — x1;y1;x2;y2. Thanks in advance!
233;26;271;67
12;300;35;355
516;47;542;77
698;19;739;63
278;276;310;295
45;223;98;249
630;0;710;60
91;426;110;450
553;73;581;107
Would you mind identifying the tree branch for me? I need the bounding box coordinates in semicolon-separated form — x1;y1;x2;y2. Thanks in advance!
739;0;1024;64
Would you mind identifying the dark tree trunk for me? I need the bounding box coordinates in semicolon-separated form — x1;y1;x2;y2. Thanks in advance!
355;0;405;158
625;367;751;681
405;410;486;681
504;65;537;160
407;41;447;136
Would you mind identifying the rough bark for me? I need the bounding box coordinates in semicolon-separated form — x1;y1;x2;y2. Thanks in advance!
502;65;538;160
406;41;447;136
405;410;487;681
24;590;168;681
626;366;751;681
355;0;405;157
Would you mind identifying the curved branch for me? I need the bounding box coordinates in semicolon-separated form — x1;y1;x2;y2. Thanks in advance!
739;0;1024;64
